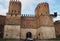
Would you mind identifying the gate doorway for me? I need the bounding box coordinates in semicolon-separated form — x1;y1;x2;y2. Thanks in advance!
26;32;32;38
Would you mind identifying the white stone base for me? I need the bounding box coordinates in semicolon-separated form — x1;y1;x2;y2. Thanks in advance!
21;28;37;39
4;25;20;39
38;26;56;39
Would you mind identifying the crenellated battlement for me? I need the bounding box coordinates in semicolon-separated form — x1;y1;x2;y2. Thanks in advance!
9;0;21;5
35;2;48;9
21;14;35;17
39;2;48;5
10;0;20;2
9;0;21;7
10;0;21;4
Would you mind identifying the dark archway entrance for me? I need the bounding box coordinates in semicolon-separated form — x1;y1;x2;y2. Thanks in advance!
26;32;32;38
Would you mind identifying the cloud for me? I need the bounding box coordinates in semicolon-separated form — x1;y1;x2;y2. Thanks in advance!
53;16;60;21
20;0;56;15
0;5;7;15
0;0;8;15
0;0;56;14
0;0;60;21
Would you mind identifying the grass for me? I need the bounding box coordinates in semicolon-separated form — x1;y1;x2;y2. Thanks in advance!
0;38;20;41
0;38;5;41
0;38;60;41
48;38;60;40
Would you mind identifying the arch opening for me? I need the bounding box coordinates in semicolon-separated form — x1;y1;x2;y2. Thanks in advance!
26;32;32;38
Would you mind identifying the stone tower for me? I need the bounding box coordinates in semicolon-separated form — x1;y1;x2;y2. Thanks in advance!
35;2;56;39
4;0;21;39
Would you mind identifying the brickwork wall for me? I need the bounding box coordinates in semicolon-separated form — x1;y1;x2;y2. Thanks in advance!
5;0;21;25
35;2;56;39
21;28;37;39
35;2;54;26
4;25;20;39
37;26;56;39
0;15;6;25
5;15;21;25
21;16;37;28
54;21;60;37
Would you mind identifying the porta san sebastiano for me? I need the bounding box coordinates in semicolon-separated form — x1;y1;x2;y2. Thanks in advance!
0;0;60;39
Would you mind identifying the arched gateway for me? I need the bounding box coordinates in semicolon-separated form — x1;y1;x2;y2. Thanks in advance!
26;32;32;38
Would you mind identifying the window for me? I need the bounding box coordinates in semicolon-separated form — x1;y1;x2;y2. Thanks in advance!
44;5;46;6
41;13;42;15
38;33;40;36
18;11;19;13
11;14;12;16
6;34;8;36
11;2;13;5
15;14;17;16
12;10;13;12
46;12;47;14
11;13;13;16
15;10;16;13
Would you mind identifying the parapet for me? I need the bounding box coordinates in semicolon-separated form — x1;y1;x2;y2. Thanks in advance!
10;0;20;2
21;14;35;17
35;2;49;11
39;2;49;5
9;0;21;5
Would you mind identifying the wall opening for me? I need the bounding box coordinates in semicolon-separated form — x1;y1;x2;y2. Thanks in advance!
26;32;32;38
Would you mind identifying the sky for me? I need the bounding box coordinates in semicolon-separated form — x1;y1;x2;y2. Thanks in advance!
0;0;60;21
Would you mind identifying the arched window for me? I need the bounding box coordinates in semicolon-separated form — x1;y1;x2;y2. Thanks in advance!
12;10;13;13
